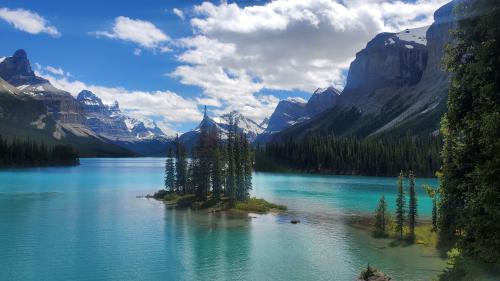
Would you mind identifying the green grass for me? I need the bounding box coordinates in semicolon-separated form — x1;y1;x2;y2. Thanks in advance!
233;197;287;213
414;224;439;248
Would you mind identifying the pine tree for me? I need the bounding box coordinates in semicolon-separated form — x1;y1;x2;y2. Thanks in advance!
226;117;237;201
235;132;245;201
373;195;388;237
211;135;223;200
423;184;438;231
174;135;188;193
395;171;406;239
165;147;176;192
407;171;417;239
243;135;252;200
439;0;500;263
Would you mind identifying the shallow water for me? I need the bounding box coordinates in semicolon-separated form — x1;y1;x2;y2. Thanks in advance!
0;158;445;280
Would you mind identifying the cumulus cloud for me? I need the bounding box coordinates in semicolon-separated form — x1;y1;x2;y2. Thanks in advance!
170;0;447;121
35;67;202;134
173;8;185;20
93;16;170;52
0;7;60;36
45;66;70;77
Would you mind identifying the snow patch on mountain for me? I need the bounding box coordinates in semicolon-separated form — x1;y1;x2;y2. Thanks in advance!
395;26;428;45
285;97;307;104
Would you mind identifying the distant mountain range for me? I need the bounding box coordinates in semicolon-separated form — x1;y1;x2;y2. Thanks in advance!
0;0;455;155
0;49;169;156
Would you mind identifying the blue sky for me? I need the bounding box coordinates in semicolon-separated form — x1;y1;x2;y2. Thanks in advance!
0;0;447;134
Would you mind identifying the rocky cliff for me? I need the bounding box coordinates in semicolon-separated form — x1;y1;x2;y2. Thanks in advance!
271;0;456;141
0;50;87;128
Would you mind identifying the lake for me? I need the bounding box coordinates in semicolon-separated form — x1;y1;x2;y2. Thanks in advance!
0;158;446;280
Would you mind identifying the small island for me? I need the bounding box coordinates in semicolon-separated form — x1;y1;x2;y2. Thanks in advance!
148;108;287;214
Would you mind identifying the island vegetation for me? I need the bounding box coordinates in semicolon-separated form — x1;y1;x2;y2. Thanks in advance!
0;135;79;167
151;109;286;214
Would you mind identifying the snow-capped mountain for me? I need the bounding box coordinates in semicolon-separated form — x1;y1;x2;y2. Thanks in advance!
255;87;341;143
179;110;264;150
76;89;169;141
213;111;265;140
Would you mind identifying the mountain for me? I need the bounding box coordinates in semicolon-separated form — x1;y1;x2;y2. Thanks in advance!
0;50;88;134
0;77;133;157
213;111;264;142
256;87;341;143
179;110;264;151
305;86;341;117
76;90;167;140
272;0;455;142
0;49;171;156
75;89;172;156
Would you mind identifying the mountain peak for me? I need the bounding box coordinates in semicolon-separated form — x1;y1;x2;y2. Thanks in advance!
285;97;307;104
0;48;47;86
13;49;28;59
313;86;341;96
77;90;104;107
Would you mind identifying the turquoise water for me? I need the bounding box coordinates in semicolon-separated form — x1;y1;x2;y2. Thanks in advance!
0;158;445;281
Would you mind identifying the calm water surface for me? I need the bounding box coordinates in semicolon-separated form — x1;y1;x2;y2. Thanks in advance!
0;158;446;281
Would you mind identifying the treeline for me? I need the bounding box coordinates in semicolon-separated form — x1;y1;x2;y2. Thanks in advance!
255;135;441;177
0;136;79;167
162;111;253;202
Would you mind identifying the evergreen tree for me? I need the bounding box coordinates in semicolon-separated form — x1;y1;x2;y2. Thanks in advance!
439;0;500;263
235;132;245;201
165;148;176;192
423;184;438;231
226;117;237;201
0;135;78;167
194;110;212;200
211;134;223;200
373;195;389;237
407;171;418;239
243;135;253;200
174;135;188;193
395;171;406;239
255;135;441;177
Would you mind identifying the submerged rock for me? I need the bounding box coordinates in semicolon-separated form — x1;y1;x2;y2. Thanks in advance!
290;219;300;224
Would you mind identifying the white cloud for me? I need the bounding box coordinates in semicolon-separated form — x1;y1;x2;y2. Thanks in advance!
170;0;447;121
35;67;202;131
173;8;185;20
133;48;142;56
93;16;170;51
0;7;60;36
45;66;68;76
